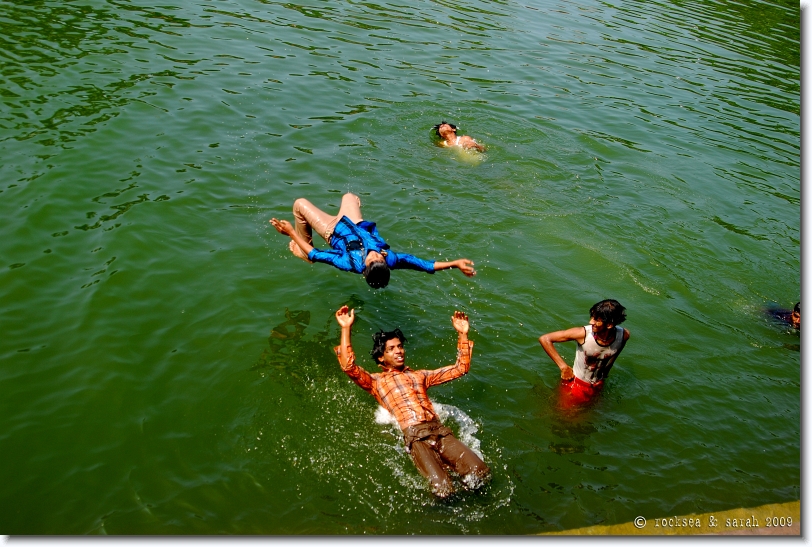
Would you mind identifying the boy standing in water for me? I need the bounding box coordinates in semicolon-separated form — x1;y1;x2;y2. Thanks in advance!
270;193;476;289
538;299;631;405
333;305;490;499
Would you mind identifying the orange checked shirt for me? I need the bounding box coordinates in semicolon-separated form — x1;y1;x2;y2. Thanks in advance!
334;339;474;431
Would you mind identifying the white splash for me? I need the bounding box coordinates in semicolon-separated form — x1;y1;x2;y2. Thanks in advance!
373;399;484;460
433;401;484;459
374;405;400;427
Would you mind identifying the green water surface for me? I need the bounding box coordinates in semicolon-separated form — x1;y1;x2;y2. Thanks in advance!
0;0;800;535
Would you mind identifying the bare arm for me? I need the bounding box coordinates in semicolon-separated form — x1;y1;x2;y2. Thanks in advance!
617;327;630;355
270;218;315;256
538;326;587;381
459;135;485;152
434;259;476;277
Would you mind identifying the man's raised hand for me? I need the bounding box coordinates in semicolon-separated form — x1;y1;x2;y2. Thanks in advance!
335;305;355;328
452;310;469;335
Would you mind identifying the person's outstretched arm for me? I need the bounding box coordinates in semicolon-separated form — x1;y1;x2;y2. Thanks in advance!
425;311;474;387
459;135;485;152
335;305;355;368
433;259;476;277
538;327;587;380
333;306;374;392
452;311;472;370
270;218;315;256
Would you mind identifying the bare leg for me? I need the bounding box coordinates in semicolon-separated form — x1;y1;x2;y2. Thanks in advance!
437;434;490;489
409;440;454;499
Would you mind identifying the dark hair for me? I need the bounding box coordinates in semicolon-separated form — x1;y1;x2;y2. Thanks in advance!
371;328;407;362
794;301;800;314
363;260;390;289
432;120;457;137
589;299;627;325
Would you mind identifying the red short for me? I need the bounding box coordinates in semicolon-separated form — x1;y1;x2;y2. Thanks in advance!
558;376;603;407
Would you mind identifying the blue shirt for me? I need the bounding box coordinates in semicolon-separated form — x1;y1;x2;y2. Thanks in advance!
307;216;436;275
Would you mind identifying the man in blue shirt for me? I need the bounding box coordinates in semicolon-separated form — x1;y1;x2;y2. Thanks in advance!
270;193;476;289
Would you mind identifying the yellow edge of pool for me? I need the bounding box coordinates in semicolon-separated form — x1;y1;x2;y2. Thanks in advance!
541;500;800;536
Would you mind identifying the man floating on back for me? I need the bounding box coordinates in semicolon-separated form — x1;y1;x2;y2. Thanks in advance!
334;305;490;498
270;193;476;289
432;121;485;152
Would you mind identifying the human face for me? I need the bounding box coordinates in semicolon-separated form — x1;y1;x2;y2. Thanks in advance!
791;310;800;329
378;337;406;370
589;316;614;338
438;124;456;140
365;250;385;268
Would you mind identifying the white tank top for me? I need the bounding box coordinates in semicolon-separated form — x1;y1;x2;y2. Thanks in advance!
573;325;626;384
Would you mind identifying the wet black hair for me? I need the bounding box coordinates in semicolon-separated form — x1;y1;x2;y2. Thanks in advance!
363;259;390;289
370;328;407;362
794;301;800;314
432;120;457;137
589;299;627;326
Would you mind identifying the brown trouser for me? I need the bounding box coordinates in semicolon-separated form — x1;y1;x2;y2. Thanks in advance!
403;420;491;499
289;193;363;261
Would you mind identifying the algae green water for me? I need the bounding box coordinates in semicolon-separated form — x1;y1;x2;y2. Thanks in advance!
0;0;799;535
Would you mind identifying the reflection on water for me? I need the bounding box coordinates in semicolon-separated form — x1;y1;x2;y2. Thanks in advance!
549;395;600;456
252;307;312;373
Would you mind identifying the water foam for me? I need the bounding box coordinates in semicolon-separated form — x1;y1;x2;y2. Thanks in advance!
373;398;484;460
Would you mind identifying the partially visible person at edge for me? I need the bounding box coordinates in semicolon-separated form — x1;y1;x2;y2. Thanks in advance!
270;193;476;289
539;299;630;406
766;301;800;330
333;305;491;499
432;121;485;152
